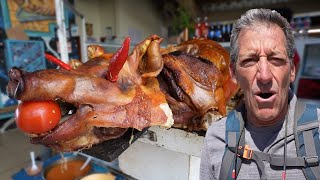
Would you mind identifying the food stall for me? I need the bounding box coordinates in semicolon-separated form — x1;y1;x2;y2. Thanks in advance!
0;1;231;180
1;0;320;180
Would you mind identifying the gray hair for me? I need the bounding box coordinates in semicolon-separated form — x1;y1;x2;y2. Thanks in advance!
230;8;295;71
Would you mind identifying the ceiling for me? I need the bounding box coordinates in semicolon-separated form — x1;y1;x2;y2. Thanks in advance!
155;0;320;22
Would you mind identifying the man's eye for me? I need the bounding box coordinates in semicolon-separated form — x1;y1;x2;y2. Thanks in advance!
269;57;287;66
240;58;257;67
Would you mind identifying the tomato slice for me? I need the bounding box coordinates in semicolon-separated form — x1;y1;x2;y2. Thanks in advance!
15;100;61;134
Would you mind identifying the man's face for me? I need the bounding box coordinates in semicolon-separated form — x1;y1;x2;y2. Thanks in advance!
233;24;295;126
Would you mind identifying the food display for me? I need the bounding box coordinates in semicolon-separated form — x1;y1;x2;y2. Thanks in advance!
6;35;241;152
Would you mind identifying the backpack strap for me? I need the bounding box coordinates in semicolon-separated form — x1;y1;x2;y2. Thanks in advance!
227;145;268;180
220;100;320;179
220;110;268;180
294;100;320;179
219;110;245;180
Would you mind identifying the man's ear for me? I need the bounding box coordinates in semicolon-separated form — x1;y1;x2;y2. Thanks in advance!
229;65;238;84
290;62;296;83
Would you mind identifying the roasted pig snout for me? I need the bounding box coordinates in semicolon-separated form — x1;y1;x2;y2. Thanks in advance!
7;67;25;99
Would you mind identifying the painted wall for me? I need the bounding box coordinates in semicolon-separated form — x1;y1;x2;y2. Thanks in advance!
114;0;166;44
75;0;115;41
75;0;166;44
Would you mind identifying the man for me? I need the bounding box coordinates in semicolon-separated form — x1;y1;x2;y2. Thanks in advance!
200;9;320;180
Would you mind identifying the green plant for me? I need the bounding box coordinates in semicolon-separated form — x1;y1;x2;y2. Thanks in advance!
172;7;193;35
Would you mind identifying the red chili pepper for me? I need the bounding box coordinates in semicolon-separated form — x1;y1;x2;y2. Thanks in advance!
45;53;72;70
106;37;131;82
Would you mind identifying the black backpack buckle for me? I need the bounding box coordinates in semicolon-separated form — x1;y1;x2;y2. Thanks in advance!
237;144;252;160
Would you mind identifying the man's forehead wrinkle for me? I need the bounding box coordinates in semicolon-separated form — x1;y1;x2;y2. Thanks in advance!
238;27;287;59
239;51;258;59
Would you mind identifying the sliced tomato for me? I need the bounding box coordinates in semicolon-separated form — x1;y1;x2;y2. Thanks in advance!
15;100;61;134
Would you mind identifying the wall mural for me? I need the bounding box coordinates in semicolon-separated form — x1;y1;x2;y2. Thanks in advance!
0;0;59;37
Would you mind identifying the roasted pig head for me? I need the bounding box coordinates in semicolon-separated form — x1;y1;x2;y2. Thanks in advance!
159;38;240;130
7;35;174;151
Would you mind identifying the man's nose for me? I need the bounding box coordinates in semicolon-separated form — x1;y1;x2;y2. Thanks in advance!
257;58;272;84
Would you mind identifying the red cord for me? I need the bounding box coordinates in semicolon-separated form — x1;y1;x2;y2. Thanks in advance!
45;53;72;70
282;171;286;180
232;169;236;179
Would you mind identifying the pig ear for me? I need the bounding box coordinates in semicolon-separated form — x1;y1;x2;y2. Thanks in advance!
106;37;131;82
140;37;164;78
87;45;106;59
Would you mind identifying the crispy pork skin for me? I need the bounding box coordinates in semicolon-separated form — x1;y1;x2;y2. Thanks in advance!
7;35;173;151
7;35;240;151
159;39;240;130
